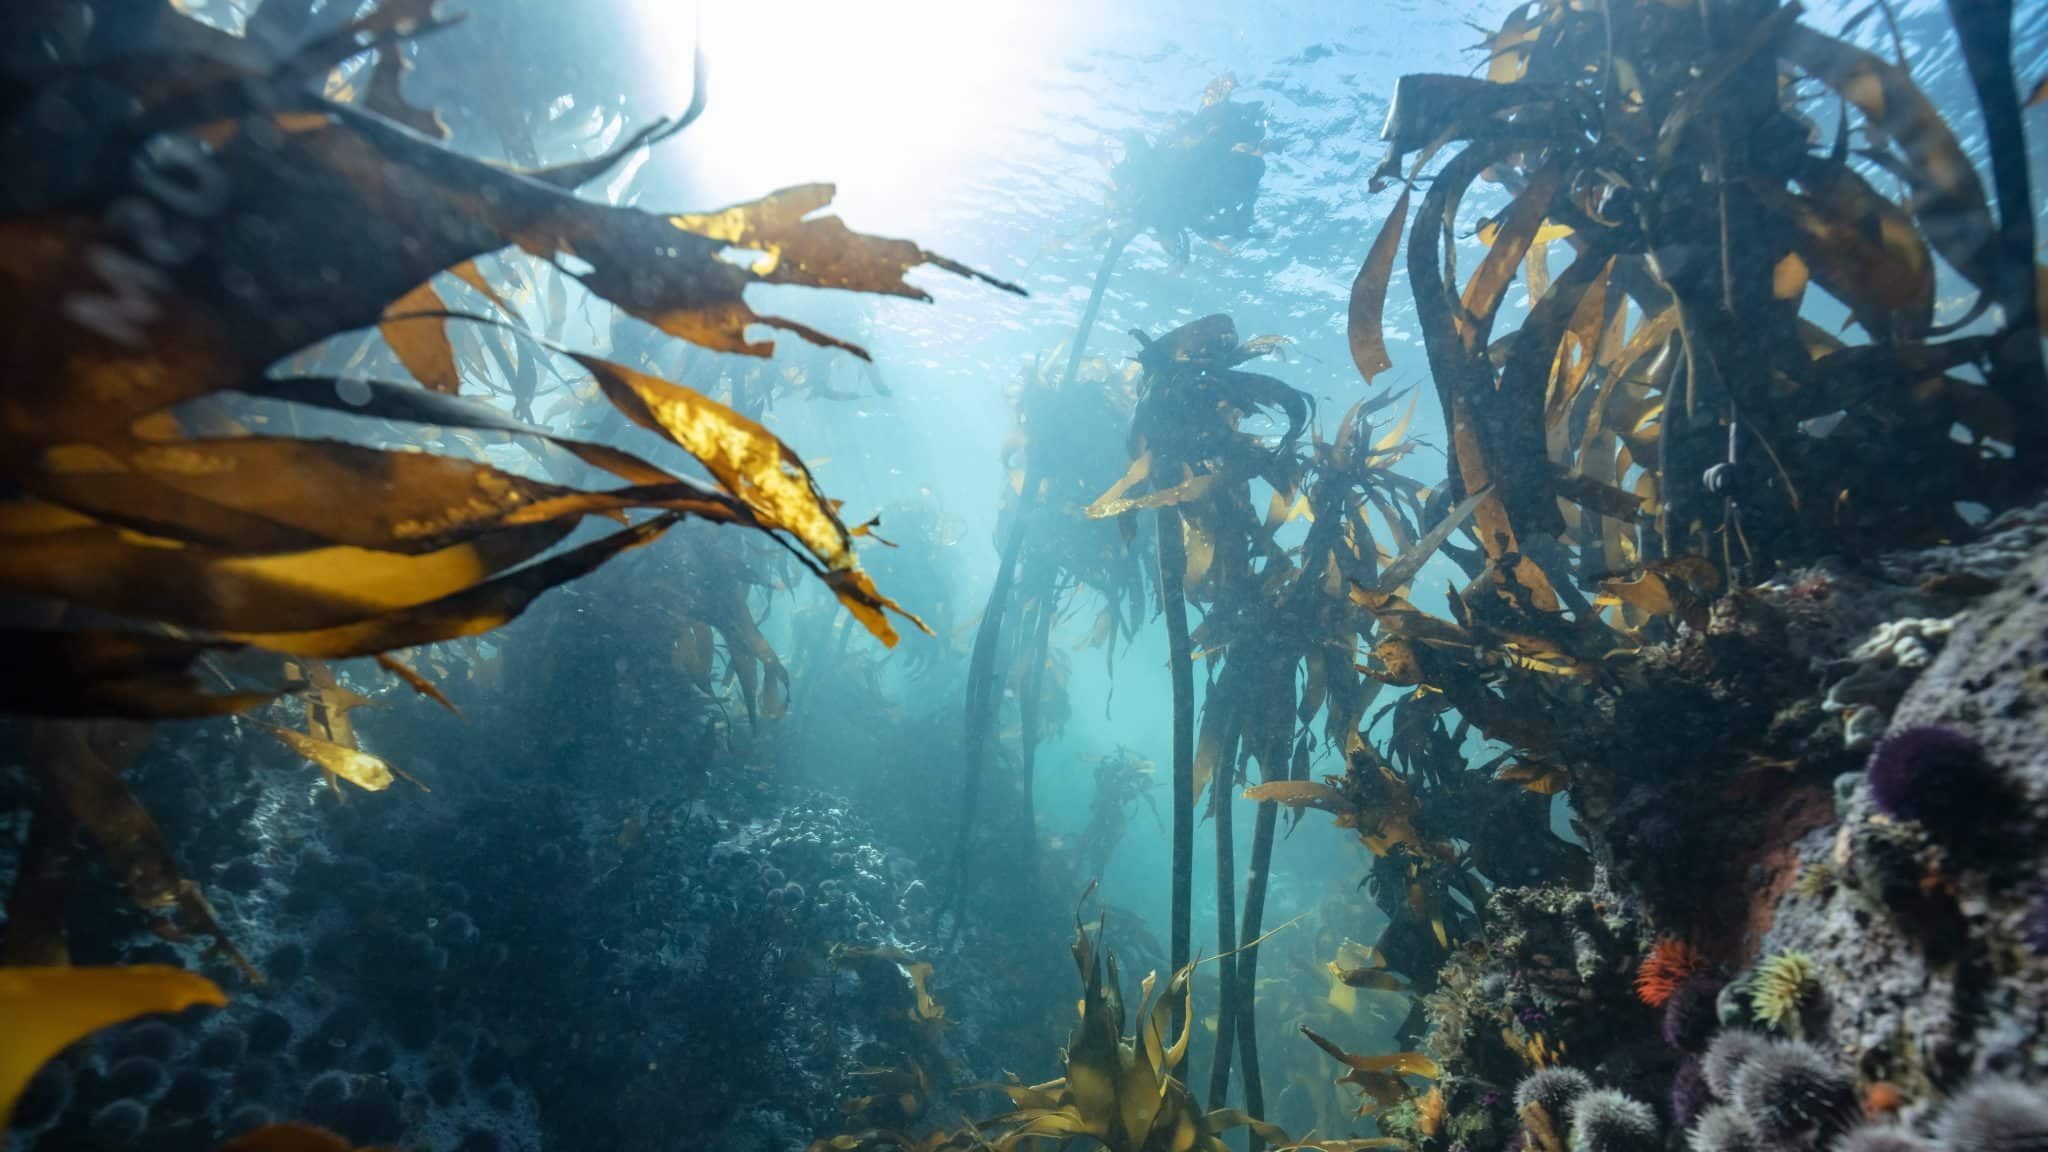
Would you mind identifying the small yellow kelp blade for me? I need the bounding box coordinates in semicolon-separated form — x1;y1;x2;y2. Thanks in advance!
0;965;223;1128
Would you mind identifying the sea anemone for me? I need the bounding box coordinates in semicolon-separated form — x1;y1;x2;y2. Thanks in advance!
1935;1079;2048;1152
1569;1088;1660;1152
1863;1082;1905;1119
1672;1058;1714;1129
1665;976;1727;1051
1518;1067;1596;1127
1732;1040;1859;1150
1865;726;1998;841
1704;1031;1769;1099
1749;952;1816;1030
1636;938;1708;1008
1691;1104;1764;1152
1834;1125;1938;1152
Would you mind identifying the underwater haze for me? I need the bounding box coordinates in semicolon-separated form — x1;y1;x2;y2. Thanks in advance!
3;1;2048;1151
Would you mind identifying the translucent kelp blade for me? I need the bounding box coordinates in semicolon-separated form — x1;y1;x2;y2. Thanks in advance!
30;722;257;978
221;515;678;659
29;436;587;556
266;725;397;792
374;653;460;715
0;508;575;633
0;965;224;1128
1348;186;1412;385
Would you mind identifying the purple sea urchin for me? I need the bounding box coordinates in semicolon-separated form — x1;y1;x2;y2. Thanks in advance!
1704;1031;1769;1098
1866;726;1998;840
1732;1040;1859;1150
1691;1104;1765;1152
1666;976;1727;1052
1570;1088;1660;1152
1834;1125;1939;1152
1673;1058;1714;1129
1935;1079;2048;1152
1517;1066;1596;1127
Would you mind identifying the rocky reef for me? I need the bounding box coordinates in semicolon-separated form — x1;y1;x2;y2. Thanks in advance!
1398;506;2048;1152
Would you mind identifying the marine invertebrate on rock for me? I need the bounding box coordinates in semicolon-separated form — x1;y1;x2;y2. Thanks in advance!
1570;1089;1660;1152
197;1025;248;1068
1834;1125;1938;1152
90;1098;150;1142
1866;726;2000;842
1672;1059;1714;1129
1665;976;1727;1052
1748;952;1817;1030
1637;939;1708;1008
1704;1031;1770;1099
1824;618;1958;750
1518;1066;1597;1126
1935;1079;2048;1152
1863;1083;1905;1119
1732;1040;1859;1150
1691;1103;1764;1152
105;1054;167;1100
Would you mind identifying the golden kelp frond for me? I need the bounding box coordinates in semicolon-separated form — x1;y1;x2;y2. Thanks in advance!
0;1;1016;718
27;722;258;979
0;965;224;1128
266;725;400;793
1299;1025;1439;1117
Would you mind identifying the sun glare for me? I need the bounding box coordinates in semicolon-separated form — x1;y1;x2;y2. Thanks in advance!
630;0;1072;229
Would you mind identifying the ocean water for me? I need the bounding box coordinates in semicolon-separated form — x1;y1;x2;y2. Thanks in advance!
3;0;2047;1150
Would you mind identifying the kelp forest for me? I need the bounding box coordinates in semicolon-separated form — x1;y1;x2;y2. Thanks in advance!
2;2;2047;1152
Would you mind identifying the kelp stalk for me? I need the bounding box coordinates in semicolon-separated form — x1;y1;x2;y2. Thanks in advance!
1206;700;1241;1110
1158;500;1196;1040
952;229;1133;928
1945;0;2046;453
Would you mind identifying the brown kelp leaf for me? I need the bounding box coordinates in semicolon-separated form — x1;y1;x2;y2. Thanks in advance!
0;505;575;633
265;725;396;792
375;653;460;715
32;436;587;556
571;353;921;642
1755;176;1933;337
222;514;677;659
0;630;271;720
1781;24;1996;297
1458;156;1565;352
1369;484;1491;595
1243;779;1347;812
30;722;258;979
1495;761;1570;795
1084;468;1217;519
1300;1025;1439;1116
0;965;224;1127
1348;186;1411;384
381;279;462;394
669;183;1022;302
